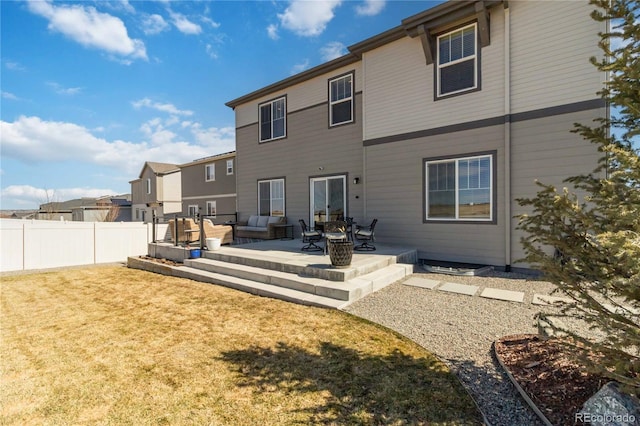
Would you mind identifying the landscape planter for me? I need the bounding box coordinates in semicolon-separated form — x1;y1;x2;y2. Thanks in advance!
328;240;353;268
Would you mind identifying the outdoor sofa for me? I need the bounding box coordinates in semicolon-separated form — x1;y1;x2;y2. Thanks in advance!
235;215;287;239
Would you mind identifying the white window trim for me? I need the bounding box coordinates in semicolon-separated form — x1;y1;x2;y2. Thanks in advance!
259;97;287;142
188;205;199;217
329;73;354;127
436;23;478;98
425;154;493;221
205;163;215;182
146;178;151;194
206;201;217;217
226;159;234;175
258;178;285;217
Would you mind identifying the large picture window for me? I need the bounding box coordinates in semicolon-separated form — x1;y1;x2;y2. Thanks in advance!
329;73;353;126
437;23;477;97
258;178;285;217
259;97;286;142
425;153;493;221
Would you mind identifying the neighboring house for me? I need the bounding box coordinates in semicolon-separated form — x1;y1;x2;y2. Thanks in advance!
130;162;182;223
179;151;237;224
226;0;606;271
71;195;132;222
38;195;132;222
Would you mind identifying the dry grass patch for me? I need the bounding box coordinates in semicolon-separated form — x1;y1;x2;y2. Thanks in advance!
1;265;482;425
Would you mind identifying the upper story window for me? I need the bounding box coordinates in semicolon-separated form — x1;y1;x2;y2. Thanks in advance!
205;163;215;181
437;23;477;97
146;178;151;194
329;73;353;126
425;153;493;221
259;97;286;142
226;159;234;175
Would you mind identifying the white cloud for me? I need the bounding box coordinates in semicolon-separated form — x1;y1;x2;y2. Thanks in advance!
320;41;346;61
27;0;147;61
206;44;218;59
291;59;310;75
267;24;279;40
169;11;202;35
201;16;221;29
278;0;342;37
142;14;169;35
4;61;26;71
47;82;82;95
0;116;235;177
2;92;19;100
131;98;193;116
1;185;118;208
355;0;385;16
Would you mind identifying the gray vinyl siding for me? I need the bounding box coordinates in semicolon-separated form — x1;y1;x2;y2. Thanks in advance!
236;94;364;232
365;124;505;266
180;157;237;221
509;107;605;268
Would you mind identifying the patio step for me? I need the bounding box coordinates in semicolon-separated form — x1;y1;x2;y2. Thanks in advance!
128;256;413;309
184;258;413;303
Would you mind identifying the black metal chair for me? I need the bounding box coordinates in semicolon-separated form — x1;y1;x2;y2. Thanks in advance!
354;218;377;251
345;217;355;241
299;219;322;252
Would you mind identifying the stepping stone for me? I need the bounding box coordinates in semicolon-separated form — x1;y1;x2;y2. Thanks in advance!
403;277;440;290
532;294;573;306
480;287;524;303
438;282;478;296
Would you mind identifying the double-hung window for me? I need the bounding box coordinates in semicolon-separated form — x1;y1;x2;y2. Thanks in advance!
206;201;217;217
146;178;151;194
425;153;493;221
226;159;234;175
205;163;215;181
259;97;286;142
329;73;353;126
437;23;477;97
258;178;285;217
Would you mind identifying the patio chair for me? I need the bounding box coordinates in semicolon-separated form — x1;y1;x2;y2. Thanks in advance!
299;219;322;252
345;217;355;241
354;218;377;251
323;220;348;254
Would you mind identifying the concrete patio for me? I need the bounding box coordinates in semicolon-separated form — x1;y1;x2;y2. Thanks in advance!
129;238;418;309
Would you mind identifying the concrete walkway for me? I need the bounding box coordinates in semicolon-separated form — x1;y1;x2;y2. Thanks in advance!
402;275;571;306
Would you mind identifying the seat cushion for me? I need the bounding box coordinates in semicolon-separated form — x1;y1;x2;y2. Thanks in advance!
355;230;373;237
257;216;270;227
268;216;282;224
247;215;259;227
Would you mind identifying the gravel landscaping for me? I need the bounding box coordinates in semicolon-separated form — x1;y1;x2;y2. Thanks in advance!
343;269;561;426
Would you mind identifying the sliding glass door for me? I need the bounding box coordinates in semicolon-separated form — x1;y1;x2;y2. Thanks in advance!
310;176;345;228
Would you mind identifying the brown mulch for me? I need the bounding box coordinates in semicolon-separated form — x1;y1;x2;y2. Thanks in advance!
494;334;607;426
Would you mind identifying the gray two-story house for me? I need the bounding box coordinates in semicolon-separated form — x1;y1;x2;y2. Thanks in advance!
179;151;237;223
226;0;606;271
130;162;182;223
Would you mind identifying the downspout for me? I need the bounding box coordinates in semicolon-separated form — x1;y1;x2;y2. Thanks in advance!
503;2;512;272
361;52;368;220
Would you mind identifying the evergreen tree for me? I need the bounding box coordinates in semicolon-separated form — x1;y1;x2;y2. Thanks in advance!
517;0;640;394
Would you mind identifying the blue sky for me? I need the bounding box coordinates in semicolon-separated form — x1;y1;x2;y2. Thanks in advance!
1;0;441;210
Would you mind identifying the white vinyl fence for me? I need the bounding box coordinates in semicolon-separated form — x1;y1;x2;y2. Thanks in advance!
0;219;168;272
